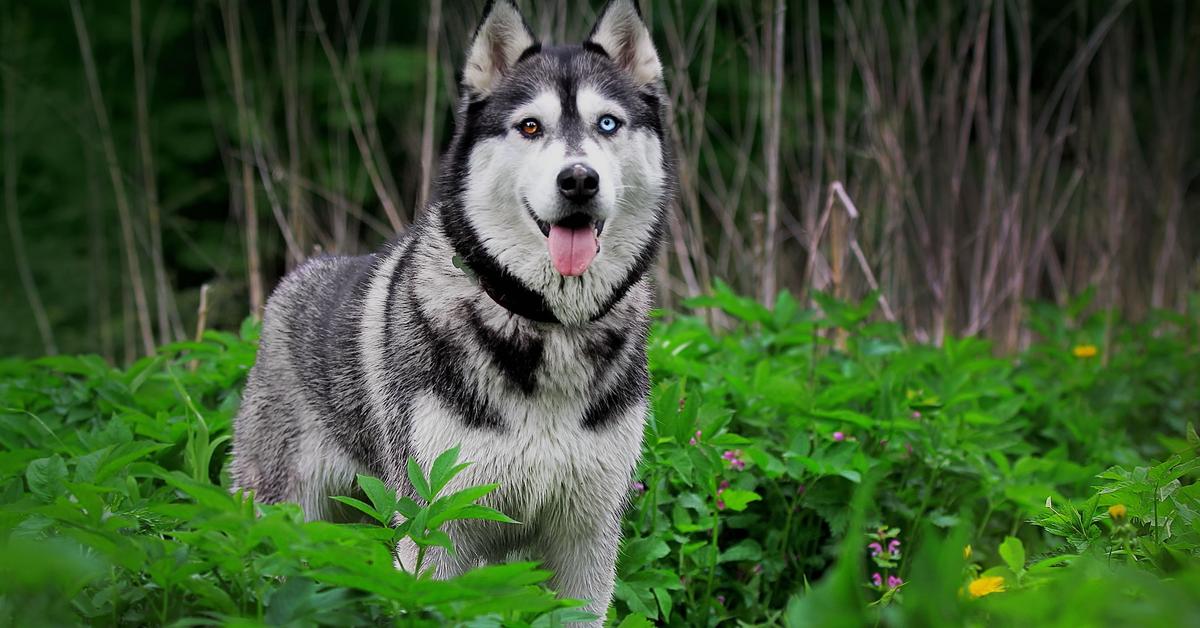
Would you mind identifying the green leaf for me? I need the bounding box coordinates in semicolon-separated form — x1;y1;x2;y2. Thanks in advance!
396;496;422;518
999;536;1026;574
329;495;386;525
429;504;517;528
720;489;761;512
356;474;399;519
616;615;655;628
433;483;498;511
96;442;171;482
428;446;465;496
719;539;763;563
72;446;113;483
26;455;68;502
406;458;432;502
619;537;671;577
532;610;600;627
412;529;455;553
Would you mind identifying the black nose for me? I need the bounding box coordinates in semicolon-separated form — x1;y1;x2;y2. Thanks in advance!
557;163;599;204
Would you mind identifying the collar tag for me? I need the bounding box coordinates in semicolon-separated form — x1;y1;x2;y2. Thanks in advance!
452;254;480;285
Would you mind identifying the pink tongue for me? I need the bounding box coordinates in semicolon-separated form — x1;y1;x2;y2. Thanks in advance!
547;225;598;276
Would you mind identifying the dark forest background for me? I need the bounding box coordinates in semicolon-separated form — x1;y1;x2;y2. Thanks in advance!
1;0;1197;361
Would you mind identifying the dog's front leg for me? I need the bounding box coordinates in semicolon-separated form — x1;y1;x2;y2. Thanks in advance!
540;518;622;624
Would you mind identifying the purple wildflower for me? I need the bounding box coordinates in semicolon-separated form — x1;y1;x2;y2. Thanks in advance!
911;410;922;419
631;481;646;494
888;539;901;556
868;542;883;557
833;431;846;442
871;572;883;587
888;575;903;588
716;594;726;605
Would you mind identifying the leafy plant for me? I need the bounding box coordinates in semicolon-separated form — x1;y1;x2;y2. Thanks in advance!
332;447;518;577
2;287;1199;626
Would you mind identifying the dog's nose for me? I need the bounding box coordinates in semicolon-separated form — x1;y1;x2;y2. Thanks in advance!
557;164;599;204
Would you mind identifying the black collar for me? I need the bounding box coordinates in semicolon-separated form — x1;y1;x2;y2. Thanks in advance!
478;273;561;324
454;254;561;324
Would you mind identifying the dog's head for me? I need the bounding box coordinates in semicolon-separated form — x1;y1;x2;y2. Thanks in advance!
438;0;673;325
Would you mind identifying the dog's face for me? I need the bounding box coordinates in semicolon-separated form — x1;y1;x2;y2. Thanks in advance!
439;0;672;325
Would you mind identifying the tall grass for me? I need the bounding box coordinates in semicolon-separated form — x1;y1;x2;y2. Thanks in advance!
0;0;1196;358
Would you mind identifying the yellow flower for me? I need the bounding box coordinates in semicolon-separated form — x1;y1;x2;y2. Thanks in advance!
963;545;972;560
1109;503;1127;522
1072;344;1099;359
968;576;1006;598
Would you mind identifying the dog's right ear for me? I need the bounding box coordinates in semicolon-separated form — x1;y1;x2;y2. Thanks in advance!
462;0;538;98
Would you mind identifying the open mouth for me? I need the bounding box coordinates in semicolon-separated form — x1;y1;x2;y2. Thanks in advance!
525;205;605;277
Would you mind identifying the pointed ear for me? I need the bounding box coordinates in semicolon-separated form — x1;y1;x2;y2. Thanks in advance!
587;0;662;87
463;0;538;97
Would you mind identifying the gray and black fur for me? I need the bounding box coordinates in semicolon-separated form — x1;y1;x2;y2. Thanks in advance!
230;0;673;620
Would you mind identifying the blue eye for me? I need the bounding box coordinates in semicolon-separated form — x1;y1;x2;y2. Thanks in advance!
597;115;621;135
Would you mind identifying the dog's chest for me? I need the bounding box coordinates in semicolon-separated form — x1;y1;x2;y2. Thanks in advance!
398;304;648;535
408;387;643;525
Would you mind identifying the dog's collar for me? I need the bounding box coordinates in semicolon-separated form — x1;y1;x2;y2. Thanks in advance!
453;255;561;324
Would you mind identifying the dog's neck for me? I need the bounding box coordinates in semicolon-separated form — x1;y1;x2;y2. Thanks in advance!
451;253;562;324
426;199;658;327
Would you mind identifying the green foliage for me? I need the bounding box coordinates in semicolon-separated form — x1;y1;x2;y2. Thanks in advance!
0;329;573;626
2;288;1199;625
620;284;1199;625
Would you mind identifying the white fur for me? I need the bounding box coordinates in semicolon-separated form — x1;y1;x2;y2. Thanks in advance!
294;421;363;521
576;87;629;126
588;1;663;86
462;1;536;97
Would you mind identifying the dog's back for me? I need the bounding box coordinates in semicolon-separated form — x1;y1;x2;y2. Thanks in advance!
230;252;379;517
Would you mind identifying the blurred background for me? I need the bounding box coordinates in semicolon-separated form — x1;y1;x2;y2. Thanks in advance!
0;0;1196;361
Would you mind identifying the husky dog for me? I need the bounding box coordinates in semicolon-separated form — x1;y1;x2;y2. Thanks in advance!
230;0;672;618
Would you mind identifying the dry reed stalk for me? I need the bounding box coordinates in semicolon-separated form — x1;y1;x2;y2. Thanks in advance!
189;284;210;372
2;17;57;355
154;0;1197;345
122;271;135;364
660;0;717;306
309;0;405;233
761;0;786;306
84;148;114;362
131;0;179;345
273;0;309;269
417;0;443;213
337;0;405;221
70;0;156;356
1146;2;1199;310
220;0;266;318
251;134;304;263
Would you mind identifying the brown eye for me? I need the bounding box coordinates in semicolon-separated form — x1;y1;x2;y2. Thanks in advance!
518;118;541;137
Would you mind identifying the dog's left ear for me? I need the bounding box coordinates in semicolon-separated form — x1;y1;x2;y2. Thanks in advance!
587;0;662;87
463;0;539;97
